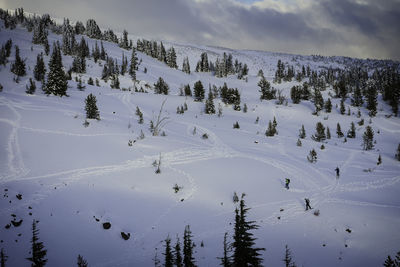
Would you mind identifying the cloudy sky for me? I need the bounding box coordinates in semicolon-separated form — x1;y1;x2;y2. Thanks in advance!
1;0;399;60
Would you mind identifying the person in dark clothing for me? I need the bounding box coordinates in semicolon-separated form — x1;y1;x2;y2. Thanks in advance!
285;178;290;190
305;198;312;211
335;167;340;178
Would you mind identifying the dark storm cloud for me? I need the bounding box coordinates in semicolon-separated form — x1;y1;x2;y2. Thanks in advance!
1;0;399;60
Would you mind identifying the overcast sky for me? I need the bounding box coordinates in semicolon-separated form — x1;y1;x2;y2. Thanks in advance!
1;0;399;60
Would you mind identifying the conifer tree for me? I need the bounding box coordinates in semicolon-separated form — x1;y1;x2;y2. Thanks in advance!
77;255;88;267
166;47;177;69
218;232;231;267
265;120;277;137
396;144;400;161
11;45;26;77
205;89;215;114
174;237;183;267
45;43;67;96
129;47;138;81
283;245;297;267
184;84;192;96
183;225;196;267
347;122;356;138
258;75;275;100
351;84;363;107
299;125;306;139
0;248;7;267
163;236;173;267
85;93;100;120
311;122;326;142
33;53;46;81
362;126;374;150
119;30;129;50
324;98;332;113
154;77;169;95
366;82;378;117
326;126;331;139
336;123;344;138
182;56;191;74
232;195;265;267
26;78;36;94
193;80;205;102
383;255;395;267
290;85;301;104
26;220;47;267
307;149;317;163
340;98;346;115
136;106;144;124
313;88;324;114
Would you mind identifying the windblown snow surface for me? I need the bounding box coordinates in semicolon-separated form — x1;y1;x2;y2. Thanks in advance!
0;22;400;267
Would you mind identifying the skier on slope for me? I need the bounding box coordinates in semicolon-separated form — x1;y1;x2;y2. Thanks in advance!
285;178;291;190
335;167;340;178
305;198;312;211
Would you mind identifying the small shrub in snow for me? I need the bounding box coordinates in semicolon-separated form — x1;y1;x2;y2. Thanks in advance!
202;133;208;139
233;121;240;129
296;139;302;147
313;209;320;216
173;184;183;193
307;149;317;163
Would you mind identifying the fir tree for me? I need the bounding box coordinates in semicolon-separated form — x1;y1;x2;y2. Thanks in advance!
174;237;183;267
347;122;356;138
205;89;215;114
396;144;400;161
183;225;196;267
136;106;144;124
324;98;332;113
232;195;265;267
184;84;192;96
311;122;326;142
77;255;88;267
283;245;297;267
307;149;317;163
11;45;26;77
351;84;363;107
26;220;47;267
218;232;232;267
383;255;395;267
336;123;344;138
154;77;169;95
87;77;94;85
340;98;346;115
26;78;36;94
290;85;301;104
233;121;240;129
362;126;374;150
163;236;173;267
299;125;306;139
129;47;138;81
243;103;248;113
366;82;378;117
0;248;8;267
33;53;46;81
296;139;302;147
166;47;177;68
85;93;100;120
326;126;331;139
265;120;277;136
119;29;129;50
193;80;205;102
258;75;275;100
313;88;324;114
45;43;68;96
377;154;382;165
182;56;191;74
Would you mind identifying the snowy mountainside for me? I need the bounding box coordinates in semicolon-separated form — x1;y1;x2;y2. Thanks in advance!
0;14;400;267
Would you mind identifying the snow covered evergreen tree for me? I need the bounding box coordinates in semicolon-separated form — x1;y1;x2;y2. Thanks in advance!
163;236;173;267
154;77;169;95
174;237;183;267
193;80;205;102
366;81;378;117
205;89;216;114
336;123;344;138
85;93;100;120
183;225;196;267
77;255;88;267
26;78;36;94
129;47;138;81
347;122;356;138
362;126;374;150
33;53;46;81
26;220;47;266
11;45;26;77
258;75;276;100
45;43;68;96
313;88;324;114
299;125;306;139
85;19;102;39
0;248;7;267
182;56;191;74
218;232;232;267
311;122;326;142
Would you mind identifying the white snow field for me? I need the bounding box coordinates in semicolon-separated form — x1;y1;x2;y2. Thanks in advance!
1;20;400;267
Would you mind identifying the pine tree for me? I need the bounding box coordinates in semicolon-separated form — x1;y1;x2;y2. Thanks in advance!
218;232;231;267
299;125;306;139
77;255;88;267
45;43;68;96
307;149;317;163
233;121;240;129
166;47;177;69
336;123;344;138
351;84;363;107
26;78;36;94
377;154;382;165
232;195;265;267
290;85;301;104
243;103;248;113
0;248;8;267
362;126;374;150
366;82;378;117
119;30;129;49
129;47;138;81
396;144;400;161
183;225;196;267
163;236;173;267
33;53;46;81
184;84;192;96
326;126;331;139
258;75;275;100
347;122;356;138
85;93;100;120
174;237;183;267
324;98;332;113
340;98;346;115
265;120;277;136
313;88;324;114
193;80;205;102
182;56;191;74
283;245;297;267
383;255;395;267
11;45;26;77
311;122;326;142
205;89;215;114
26;220;47;267
136;106;144;124
154;77;169;95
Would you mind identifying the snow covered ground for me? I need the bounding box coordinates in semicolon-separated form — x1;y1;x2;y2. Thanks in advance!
1;21;400;267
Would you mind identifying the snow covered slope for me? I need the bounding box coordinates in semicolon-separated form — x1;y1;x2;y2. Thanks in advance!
0;18;400;267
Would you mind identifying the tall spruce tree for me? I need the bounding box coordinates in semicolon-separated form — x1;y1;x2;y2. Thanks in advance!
182;56;191;74
205;89;215;114
77;255;88;267
85;93;100;120
218;232;232;267
11;45;26;77
174;237;183;267
163;236;173;267
45;43;68;96
258;75;275;100
0;248;7;267
324;98;332;113
232;195;265;267
351;84;363;107
347;122;356;138
283;245;297;267
299;125;306;139
366;82;378;117
311;122;326;142
336;123;344;138
26;220;47;267
33;53;46;81
183;225;196;267
313;88;324;114
154;77;169;95
362;126;374;150
193;80;205;102
129;47;138;81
